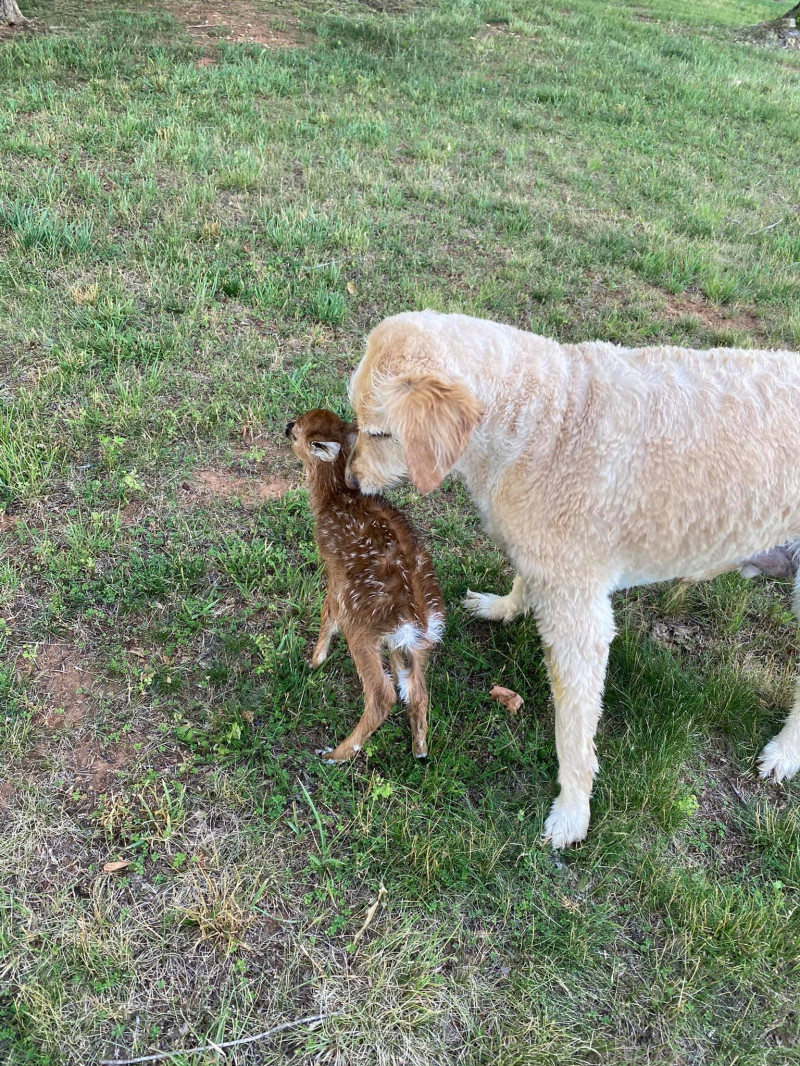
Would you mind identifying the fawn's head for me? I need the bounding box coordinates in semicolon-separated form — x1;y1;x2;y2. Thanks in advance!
285;409;357;471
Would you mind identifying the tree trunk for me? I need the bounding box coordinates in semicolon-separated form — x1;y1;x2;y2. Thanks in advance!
0;0;27;25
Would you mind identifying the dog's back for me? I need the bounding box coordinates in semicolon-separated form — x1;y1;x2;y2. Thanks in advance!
356;312;800;584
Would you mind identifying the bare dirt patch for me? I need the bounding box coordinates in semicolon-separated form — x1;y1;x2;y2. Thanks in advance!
688;751;760;876
31;642;97;730
738;14;800;50
660;290;763;338
185;468;294;504
118;502;149;528
66;729;184;794
359;0;418;11
0;18;47;43
72;736;134;791
164;0;304;57
0;512;17;533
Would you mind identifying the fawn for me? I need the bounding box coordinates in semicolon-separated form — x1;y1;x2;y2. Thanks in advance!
286;409;444;761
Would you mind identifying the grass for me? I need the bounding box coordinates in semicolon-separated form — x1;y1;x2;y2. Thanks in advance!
1;0;799;1062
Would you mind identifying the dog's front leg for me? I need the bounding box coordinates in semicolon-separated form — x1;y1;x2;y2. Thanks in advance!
536;589;616;848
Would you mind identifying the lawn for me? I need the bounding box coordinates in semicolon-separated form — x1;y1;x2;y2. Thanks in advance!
1;0;800;1062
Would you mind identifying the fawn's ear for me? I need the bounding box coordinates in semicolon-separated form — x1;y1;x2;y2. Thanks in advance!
379;375;482;493
310;440;341;462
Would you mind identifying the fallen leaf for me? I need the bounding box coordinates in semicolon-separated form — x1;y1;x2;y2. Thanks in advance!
241;710;254;724
103;860;131;873
352;883;387;946
346;281;357;296
490;685;523;715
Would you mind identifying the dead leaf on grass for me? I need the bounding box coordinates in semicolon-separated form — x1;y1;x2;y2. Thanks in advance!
650;621;701;649
352;883;387;946
102;860;132;873
490;685;524;715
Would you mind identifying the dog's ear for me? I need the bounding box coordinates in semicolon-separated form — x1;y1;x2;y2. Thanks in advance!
380;375;482;493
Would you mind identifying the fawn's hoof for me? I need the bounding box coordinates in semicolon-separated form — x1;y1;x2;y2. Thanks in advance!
316;742;361;763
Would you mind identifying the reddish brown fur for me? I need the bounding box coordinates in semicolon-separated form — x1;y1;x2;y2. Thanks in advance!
287;408;444;760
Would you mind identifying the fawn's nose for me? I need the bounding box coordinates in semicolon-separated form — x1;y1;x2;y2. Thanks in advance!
285;420;295;438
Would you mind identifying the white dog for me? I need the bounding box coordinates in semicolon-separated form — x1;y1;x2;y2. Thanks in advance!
344;310;800;847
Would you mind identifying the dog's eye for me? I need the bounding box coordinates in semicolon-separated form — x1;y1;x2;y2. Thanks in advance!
367;431;392;439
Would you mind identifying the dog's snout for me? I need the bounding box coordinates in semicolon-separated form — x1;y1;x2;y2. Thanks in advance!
285;420;295;439
345;468;359;491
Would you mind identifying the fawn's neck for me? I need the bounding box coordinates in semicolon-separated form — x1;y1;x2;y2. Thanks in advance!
305;458;356;516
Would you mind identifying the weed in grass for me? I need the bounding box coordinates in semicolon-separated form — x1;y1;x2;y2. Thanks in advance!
0;202;93;257
174;869;258;953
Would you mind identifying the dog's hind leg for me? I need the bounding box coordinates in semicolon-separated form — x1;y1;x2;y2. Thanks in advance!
536;587;616;848
758;569;800;782
463;574;529;625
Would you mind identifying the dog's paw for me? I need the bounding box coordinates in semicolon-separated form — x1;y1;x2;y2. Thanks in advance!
462;589;515;623
542;796;590;849
757;738;800;783
309;650;327;669
315;746;337;764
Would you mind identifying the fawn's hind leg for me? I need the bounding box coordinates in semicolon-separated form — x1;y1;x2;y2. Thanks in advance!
319;636;396;763
310;593;339;668
397;645;431;759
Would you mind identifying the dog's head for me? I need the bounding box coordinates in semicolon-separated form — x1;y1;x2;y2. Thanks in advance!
346;371;483;495
286;409;357;469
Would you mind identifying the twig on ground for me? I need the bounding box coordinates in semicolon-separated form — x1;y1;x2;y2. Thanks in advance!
98;1011;342;1065
746;217;785;236
352;882;387;946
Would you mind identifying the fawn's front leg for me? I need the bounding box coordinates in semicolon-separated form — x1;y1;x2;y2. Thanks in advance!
310;592;339;668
